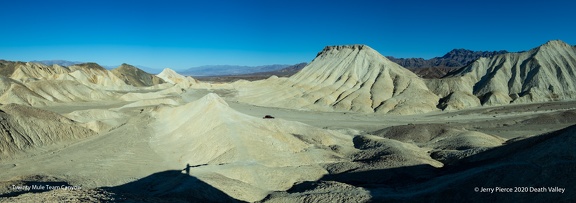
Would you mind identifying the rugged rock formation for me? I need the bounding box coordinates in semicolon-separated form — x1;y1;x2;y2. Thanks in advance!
0;60;26;77
429;40;576;109
409;66;455;79
388;49;508;79
388;49;508;69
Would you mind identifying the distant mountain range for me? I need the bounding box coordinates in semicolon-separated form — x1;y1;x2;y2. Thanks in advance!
193;63;309;82
25;48;510;78
179;64;293;76
30;60;162;74
28;60;301;76
190;49;511;79
218;49;511;79
243;63;308;77
30;60;84;67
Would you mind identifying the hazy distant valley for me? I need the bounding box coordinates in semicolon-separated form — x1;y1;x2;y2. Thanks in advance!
0;40;575;202
31;47;510;81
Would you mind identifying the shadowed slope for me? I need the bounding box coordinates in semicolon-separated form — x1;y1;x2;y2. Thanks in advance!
0;60;25;77
105;170;242;202
265;124;576;202
111;64;165;87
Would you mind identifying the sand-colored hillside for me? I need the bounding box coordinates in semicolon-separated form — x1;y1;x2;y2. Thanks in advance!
0;104;96;160
24;80;117;103
0;77;50;106
157;68;203;88
7;62;131;90
237;45;440;115
0;78;119;106
10;62;69;82
67;63;132;89
150;93;354;201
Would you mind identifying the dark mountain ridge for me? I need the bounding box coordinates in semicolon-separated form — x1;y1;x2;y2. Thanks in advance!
388;49;508;69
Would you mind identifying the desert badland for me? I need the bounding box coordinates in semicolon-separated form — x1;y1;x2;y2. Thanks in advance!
0;40;575;202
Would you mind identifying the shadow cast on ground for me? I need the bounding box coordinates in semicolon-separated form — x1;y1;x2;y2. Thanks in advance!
274;125;576;202
103;170;244;203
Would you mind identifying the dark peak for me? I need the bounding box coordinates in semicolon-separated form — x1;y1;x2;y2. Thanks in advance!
389;48;509;71
75;62;106;71
113;63;154;76
442;49;508;59
0;60;24;65
116;63;145;73
0;60;26;77
119;63;137;69
443;48;472;56
386;56;426;60
110;63;163;86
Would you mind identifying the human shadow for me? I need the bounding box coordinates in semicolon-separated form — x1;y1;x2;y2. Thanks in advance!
182;163;208;175
103;170;243;203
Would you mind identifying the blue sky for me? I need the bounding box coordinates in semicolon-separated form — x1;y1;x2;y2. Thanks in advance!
0;0;574;70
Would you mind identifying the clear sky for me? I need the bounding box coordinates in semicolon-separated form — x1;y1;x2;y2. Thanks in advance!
1;0;574;70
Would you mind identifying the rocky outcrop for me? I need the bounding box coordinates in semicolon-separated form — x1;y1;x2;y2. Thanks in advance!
430;40;576;108
388;49;508;69
0;60;25;77
388;49;508;79
111;64;165;87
